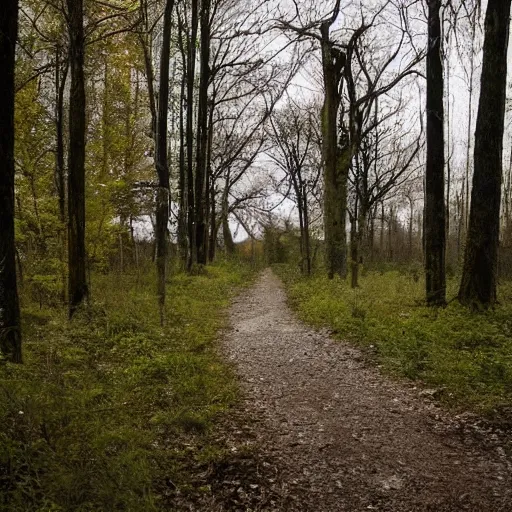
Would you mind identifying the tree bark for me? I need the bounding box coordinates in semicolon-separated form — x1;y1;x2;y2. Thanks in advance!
408;198;414;259
204;100;215;262
297;188;306;273
55;49;68;303
186;0;199;270
177;21;188;266
379;202;385;261
140;0;157;137
55;46;68;226
303;189;312;275
222;185;236;255
208;178;217;262
195;0;211;266
350;215;359;288
424;0;446;305
0;0;22;363
67;0;88;317
320;22;346;279
465;8;477;234
459;0;511;307
222;215;236;255
155;0;174;325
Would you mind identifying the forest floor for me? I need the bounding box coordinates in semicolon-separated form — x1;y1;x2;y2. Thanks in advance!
208;269;512;512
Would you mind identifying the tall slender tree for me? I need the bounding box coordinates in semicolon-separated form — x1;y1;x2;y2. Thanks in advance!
459;0;512;307
186;0;199;270
0;0;22;363
424;0;446;305
67;0;88;317
155;0;175;324
195;0;212;266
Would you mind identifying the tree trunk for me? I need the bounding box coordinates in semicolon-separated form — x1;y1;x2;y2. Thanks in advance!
379;202;385;261
350;215;359;288
296;187;306;273
369;207;375;262
55;47;68;226
222;188;235;255
140;0;157;137
67;0;88;317
409;198;414;259
424;0;446;305
55;47;68;303
320;22;346;279
186;0;199;270
177;26;188;266
465;8;477;233
0;0;22;363
457;187;463;263
353;205;368;286
204;101;215;263
194;0;211;266
101;57;110;177
155;0;174;325
208;172;217;263
459;0;511;307
303;191;312;275
388;206;394;261
222;215;235;255
504;143;512;244
445;31;451;248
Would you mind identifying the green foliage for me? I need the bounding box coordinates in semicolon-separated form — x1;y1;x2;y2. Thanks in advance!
275;264;512;415
263;223;301;266
14;21;153;288
0;262;252;511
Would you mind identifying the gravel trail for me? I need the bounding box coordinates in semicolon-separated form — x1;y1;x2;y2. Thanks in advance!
221;269;512;511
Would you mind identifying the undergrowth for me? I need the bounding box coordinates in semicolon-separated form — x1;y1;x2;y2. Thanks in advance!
0;261;252;511
274;264;512;417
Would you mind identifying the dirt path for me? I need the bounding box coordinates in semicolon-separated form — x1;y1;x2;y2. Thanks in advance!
220;269;512;511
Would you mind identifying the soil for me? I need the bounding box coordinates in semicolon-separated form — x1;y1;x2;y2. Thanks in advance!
184;269;512;511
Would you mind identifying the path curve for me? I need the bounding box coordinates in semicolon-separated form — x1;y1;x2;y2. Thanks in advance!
222;269;512;511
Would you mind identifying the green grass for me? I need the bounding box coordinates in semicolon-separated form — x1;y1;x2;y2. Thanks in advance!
0;261;253;511
274;264;512;417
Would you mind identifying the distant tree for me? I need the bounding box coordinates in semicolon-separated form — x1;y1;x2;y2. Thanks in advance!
278;1;423;279
268;100;322;275
276;1;345;278
0;0;22;363
459;0;512;307
350;105;422;287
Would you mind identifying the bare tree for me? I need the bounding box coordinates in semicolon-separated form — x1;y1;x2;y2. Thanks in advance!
277;0;423;279
349;103;422;287
267;98;322;274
